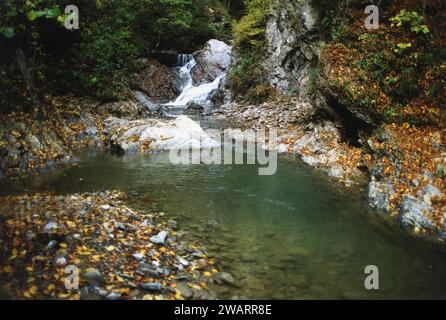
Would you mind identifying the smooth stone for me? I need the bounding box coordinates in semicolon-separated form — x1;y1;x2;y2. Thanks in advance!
106;292;121;300
55;257;67;267
176;282;193;300
149;230;168;244
46;240;58;250
213;272;237;287
139;282;163;292
177;256;189;266
44;222;58;232
83;268;105;285
133;253;145;260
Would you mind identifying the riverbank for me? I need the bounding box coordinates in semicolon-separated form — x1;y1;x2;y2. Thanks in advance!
0;189;234;300
223;98;446;245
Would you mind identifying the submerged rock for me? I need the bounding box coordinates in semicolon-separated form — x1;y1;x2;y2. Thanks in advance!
213;272;237;287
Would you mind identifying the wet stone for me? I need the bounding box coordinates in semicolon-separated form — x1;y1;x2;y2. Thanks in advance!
139;282;163;292
176;282;193;299
83;268;105;285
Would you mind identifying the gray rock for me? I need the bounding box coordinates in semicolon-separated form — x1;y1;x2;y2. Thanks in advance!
185;101;205;115
421;184;443;204
177;256;189;266
192;39;232;85
176;282;193;299
139;282;163;292
44;222;59;232
105;292;121;300
399;195;433;229
46;240;58;250
367;180;395;212
132;253;145;260
213;272;237;287
136;263;160;278
94;288;108;297
133;91;160;114
83;268;105;285
261;0;319;97
150;230;168;244
328;166;344;179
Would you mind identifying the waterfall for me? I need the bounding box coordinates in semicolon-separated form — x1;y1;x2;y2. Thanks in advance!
166;54;224;106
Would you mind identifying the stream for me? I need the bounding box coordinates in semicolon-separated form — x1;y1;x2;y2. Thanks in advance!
2;51;446;300
2;148;446;299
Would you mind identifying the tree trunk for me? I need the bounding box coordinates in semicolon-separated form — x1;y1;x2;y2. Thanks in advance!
15;47;39;111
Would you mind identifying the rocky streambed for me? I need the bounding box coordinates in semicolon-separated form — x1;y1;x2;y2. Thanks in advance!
0;190;236;300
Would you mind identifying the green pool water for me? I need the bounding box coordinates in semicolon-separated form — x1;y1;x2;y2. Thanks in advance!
2;149;446;299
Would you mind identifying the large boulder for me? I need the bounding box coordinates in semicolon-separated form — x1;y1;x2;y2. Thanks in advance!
105;116;220;154
261;0;320;98
192;39;232;85
137;58;179;101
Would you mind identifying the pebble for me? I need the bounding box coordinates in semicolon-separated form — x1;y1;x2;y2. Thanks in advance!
106;292;121;300
55;257;67;267
176;282;193;299
150;230;168;244
213;272;237;287
132;253;144;260
46;240;58;250
139;282;163;292
44;222;58;232
83;268;105;285
177;256;189;266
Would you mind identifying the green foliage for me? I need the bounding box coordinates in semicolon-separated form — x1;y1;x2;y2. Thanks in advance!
0;0;232;108
229;0;272;102
232;0;270;50
390;9;430;35
71;1;140;99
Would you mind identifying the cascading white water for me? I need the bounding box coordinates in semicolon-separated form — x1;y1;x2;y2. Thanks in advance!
166;54;225;106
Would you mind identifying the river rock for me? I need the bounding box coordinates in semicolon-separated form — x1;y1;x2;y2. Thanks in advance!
150;230;168;244
399;195;433;229
137;263;160;278
106;292;121;300
106;116;220;155
83;268;105;285
192;39;232;85
137;58;179;100
133;91;160;114
367;180;396;212
176;282;193;300
44;222;59;233
213;272;237;287
139;282;163;292
132;253;145;260
421;184;443;204
185;101;205;115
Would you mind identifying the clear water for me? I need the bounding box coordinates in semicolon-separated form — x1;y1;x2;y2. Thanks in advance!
2;149;446;299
